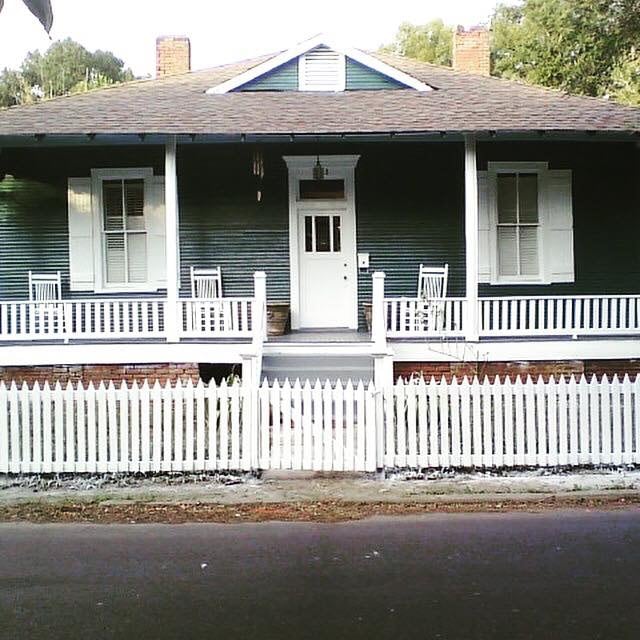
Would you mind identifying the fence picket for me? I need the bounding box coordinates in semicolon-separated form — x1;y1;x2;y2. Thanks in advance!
355;381;366;471
600;375;612;464
525;377;537;466
622;375;633;465
481;377;493;467
334;380;344;472
0;383;8;473
611;375;622;466
557;377;568;466
292;380;303;470
323;380;333;471
9;383;20;473
312;380;323;471
406;380;418;468
230;382;241;470
184;379;195;472
503;377;514;466
173;381;184;471
282;379;293;470
459;377;472;467
449;377;461;467
130;381;140;472
118;381;129;473
21;382;31;473
417;379;428;469
302;380;313;470
270;380;281;469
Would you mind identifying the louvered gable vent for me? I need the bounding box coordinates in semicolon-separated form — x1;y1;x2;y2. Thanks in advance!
299;46;345;91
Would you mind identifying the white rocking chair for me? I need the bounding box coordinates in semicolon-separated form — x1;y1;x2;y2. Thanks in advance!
189;266;225;332
28;270;65;336
416;264;449;332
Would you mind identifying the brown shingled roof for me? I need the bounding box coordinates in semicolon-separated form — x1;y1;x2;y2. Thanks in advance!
0;50;637;136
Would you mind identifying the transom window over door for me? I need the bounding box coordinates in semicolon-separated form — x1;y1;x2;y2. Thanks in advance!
102;178;148;285
496;172;539;278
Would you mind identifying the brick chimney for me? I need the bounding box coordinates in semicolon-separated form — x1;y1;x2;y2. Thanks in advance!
452;26;491;76
156;36;191;78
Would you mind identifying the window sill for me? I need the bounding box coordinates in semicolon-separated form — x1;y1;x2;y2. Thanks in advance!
93;284;163;295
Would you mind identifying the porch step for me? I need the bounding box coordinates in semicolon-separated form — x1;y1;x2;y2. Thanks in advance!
261;354;374;385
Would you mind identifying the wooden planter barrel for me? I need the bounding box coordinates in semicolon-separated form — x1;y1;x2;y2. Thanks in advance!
266;302;290;336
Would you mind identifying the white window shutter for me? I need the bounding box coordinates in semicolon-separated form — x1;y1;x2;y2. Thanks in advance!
145;176;167;288
477;171;491;282
542;169;574;283
67;177;94;291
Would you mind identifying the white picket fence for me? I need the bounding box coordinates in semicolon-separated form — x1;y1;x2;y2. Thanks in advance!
1;375;639;474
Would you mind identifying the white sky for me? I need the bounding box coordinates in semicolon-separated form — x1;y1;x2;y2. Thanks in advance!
0;0;504;76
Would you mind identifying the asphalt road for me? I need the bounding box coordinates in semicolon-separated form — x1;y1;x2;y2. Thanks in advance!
2;510;640;639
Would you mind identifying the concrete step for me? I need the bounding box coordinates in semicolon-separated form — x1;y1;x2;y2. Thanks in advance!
261;354;374;385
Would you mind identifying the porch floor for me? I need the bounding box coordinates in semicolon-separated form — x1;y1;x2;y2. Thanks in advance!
267;330;371;344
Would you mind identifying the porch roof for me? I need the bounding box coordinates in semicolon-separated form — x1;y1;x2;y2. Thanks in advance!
0;51;638;138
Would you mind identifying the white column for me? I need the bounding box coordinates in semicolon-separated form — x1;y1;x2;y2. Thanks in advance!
464;135;480;342
164;136;180;342
252;271;267;348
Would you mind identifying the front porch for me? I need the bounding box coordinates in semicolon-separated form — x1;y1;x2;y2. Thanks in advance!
0;135;638;380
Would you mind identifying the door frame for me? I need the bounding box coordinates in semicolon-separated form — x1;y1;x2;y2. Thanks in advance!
283;155;360;330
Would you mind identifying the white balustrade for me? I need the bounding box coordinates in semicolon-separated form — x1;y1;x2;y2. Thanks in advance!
180;297;254;338
385;297;466;338
479;295;640;337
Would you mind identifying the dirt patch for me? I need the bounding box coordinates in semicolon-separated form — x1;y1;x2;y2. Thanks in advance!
2;494;639;524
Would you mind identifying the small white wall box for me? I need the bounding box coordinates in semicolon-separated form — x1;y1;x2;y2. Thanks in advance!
358;253;370;269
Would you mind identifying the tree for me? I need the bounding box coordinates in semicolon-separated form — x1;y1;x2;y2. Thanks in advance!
491;0;640;100
381;20;453;66
0;38;135;107
0;0;53;33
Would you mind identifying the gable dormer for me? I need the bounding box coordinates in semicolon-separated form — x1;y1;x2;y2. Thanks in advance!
207;35;432;94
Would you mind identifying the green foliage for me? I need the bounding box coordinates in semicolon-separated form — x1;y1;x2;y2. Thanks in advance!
0;38;135;107
381;20;453;66
491;0;640;102
607;48;640;106
0;68;33;107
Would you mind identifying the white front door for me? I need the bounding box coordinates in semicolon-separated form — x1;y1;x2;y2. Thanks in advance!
284;155;360;330
298;205;356;328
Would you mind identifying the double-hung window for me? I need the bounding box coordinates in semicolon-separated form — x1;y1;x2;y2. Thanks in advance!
478;161;574;285
102;177;148;285
496;171;540;279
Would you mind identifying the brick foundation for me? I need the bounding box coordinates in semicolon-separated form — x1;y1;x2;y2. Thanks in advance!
394;360;640;382
0;363;200;386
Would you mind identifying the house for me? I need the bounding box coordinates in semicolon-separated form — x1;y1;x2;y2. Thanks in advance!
0;30;639;388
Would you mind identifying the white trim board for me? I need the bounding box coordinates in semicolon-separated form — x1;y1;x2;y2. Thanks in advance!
391;339;640;363
206;34;433;94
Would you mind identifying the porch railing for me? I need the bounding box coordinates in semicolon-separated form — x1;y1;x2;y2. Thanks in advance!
383;293;640;339
479;295;640;337
0;298;166;341
180;298;255;338
385;297;466;338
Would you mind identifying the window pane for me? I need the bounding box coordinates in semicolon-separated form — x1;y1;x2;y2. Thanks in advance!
498;173;518;222
332;216;341;252
124;179;145;230
299;179;345;200
497;174;517;223
105;233;126;283
315;216;330;252
519;173;538;223
103;180;124;230
519;227;539;276
127;233;147;283
304;216;313;252
497;226;518;276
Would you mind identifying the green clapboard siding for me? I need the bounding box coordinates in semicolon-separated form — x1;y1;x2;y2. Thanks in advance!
177;146;290;301
236;59;298;91
0;175;69;299
346;58;405;90
355;144;465;327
